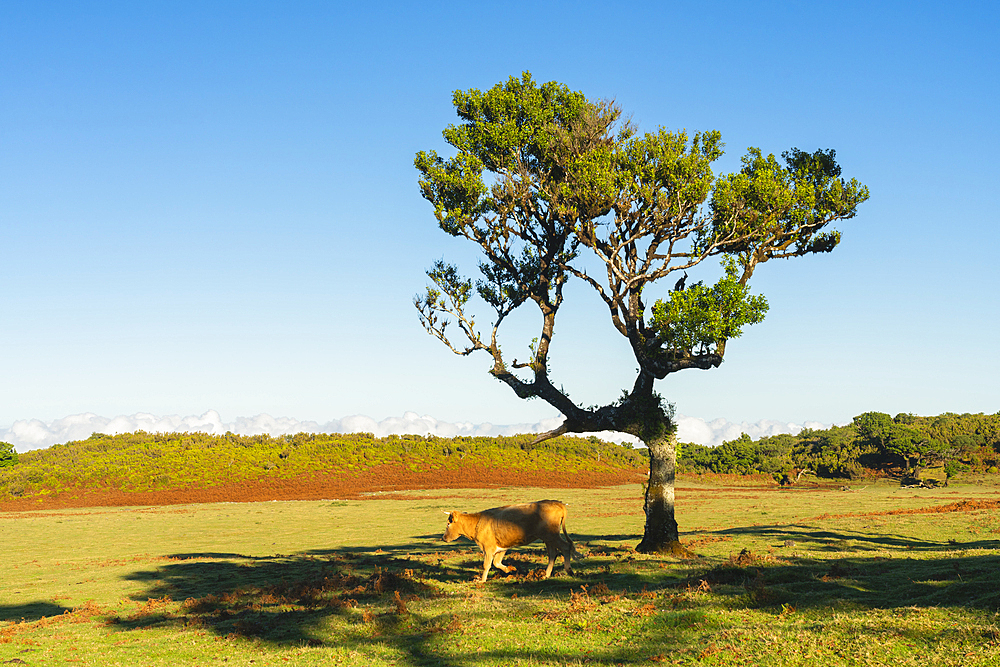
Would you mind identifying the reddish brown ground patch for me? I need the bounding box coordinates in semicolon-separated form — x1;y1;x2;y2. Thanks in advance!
811;499;1000;521
0;464;646;512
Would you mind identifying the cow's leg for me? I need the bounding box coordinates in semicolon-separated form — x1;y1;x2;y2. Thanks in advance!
480;549;494;582
561;538;574;575
492;549;515;573
544;541;557;578
543;539;573;578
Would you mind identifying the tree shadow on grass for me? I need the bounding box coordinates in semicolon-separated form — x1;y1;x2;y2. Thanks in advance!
676;523;1000;610
107;546;547;666
0;601;72;622
571;526;1000;613
104;528;1000;665
109;547;678;665
688;549;1000;611
107;532;656;656
707;523;1000;552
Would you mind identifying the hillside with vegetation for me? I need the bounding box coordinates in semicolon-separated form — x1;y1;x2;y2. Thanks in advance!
2;410;998;508
680;411;1000;483
0;431;646;507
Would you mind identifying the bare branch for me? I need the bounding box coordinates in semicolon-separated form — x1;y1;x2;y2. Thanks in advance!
529;421;569;445
414;293;485;356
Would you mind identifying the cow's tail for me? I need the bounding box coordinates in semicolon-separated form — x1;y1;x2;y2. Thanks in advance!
561;512;581;560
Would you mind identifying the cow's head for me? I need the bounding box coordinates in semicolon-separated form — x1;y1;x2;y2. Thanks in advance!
442;511;462;542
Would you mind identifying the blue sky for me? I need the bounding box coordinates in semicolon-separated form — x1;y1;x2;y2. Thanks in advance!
2;1;998;446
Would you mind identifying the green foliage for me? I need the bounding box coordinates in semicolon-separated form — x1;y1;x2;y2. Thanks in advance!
414;72;870;444
0;431;645;502
0;441;17;468
683;433;794;476
414;71;598;252
794;425;872;479
885;425;948;471
852;412;893;449
944;459;970;479
750;434;798;474
712;434;758;475
413;71;871;553
609;390;676;443
677;442;715;472
677;411;1000;480
709;147;869;264
651;257;768;355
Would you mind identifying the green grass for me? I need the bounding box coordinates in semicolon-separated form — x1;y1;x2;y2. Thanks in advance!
4;481;1000;665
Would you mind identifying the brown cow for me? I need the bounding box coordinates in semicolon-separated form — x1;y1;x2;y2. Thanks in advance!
441;499;578;582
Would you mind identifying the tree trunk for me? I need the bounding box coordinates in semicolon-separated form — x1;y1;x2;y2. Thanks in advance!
636;431;686;555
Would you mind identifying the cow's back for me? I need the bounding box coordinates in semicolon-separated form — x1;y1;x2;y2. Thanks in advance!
480;500;566;548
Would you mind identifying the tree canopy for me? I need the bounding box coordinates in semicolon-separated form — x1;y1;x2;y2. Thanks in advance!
415;72;869;552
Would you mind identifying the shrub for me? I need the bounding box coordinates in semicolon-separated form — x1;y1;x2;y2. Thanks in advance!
0;442;17;468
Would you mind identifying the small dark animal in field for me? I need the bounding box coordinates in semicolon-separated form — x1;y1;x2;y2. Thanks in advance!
673;272;688;291
441;499;579;582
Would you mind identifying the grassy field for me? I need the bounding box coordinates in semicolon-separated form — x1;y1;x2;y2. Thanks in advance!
3;479;1000;666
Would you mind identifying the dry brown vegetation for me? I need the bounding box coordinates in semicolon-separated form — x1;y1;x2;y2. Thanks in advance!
0;462;645;512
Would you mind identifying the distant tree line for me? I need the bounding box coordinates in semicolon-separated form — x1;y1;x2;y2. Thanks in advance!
678;412;1000;482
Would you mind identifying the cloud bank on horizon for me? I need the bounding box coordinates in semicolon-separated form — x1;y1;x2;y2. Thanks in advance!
1;411;832;452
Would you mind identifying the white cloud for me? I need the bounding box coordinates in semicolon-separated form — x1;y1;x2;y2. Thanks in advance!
0;410;829;452
676;415;831;447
